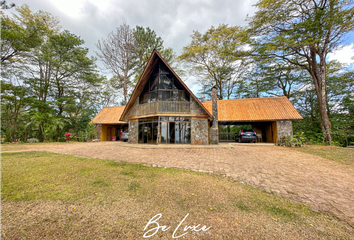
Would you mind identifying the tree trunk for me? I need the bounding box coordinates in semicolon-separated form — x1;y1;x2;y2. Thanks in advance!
317;91;332;144
55;125;59;142
311;58;332;144
38;122;44;142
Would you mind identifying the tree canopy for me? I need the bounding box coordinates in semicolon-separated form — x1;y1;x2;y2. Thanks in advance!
244;0;354;144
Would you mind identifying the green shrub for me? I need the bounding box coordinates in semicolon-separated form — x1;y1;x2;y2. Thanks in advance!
27;138;39;143
277;134;304;147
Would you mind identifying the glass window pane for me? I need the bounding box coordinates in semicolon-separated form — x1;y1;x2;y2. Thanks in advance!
143;93;150;103
159;74;173;89
175;122;182;143
160;122;167;144
172;76;178;90
150;74;159;91
168;117;179;121
172;91;179;101
147;123;153;144
159;63;170;74
184;92;190;102
159;116;167;121
181;91;190;102
183;123;191;144
150;91;157;102
152;122;158;143
159;91;171;101
138;124;143;143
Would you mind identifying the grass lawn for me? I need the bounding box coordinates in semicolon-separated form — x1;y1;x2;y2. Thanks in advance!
1;142;77;152
1;144;26;152
294;145;354;167
1;152;353;239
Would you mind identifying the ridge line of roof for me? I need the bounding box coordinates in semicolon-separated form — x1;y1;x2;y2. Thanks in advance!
203;96;288;103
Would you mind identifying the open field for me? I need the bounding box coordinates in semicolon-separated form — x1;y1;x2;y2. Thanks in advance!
2;151;353;239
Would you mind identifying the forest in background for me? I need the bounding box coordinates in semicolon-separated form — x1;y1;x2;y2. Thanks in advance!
1;1;354;146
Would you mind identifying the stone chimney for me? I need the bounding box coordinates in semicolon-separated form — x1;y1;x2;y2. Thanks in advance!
209;86;219;144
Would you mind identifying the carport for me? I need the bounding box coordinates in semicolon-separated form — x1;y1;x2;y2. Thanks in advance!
218;121;277;143
90;106;128;141
202;96;302;143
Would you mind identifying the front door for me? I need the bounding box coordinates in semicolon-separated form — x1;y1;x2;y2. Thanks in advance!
107;127;112;141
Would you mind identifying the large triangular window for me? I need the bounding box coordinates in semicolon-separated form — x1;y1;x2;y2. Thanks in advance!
139;60;190;104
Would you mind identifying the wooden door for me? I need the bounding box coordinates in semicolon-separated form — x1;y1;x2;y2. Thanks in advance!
107;127;112;141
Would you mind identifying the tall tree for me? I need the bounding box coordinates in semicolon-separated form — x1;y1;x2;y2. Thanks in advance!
0;4;48;63
132;26;164;73
132;26;175;79
95;23;135;105
240;61;307;99
179;24;247;99
246;0;354;144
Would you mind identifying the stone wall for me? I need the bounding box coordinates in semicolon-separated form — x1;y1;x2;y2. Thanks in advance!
191;118;208;145
209;127;218;145
190;97;207;114
128;120;138;144
277;120;293;139
94;124;101;140
209;87;219;144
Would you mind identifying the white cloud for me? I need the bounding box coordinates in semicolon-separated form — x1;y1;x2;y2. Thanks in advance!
328;43;354;67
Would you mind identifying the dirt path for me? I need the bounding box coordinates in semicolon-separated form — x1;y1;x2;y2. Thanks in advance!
5;142;354;227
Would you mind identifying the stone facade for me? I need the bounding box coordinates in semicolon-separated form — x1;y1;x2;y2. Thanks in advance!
277;120;293;139
94;124;101;140
128;120;139;144
191;118;208;145
190;97;206;114
209;86;219;144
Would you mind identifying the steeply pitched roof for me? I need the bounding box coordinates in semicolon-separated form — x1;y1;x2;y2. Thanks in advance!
91;106;127;124
119;49;212;121
202;96;302;122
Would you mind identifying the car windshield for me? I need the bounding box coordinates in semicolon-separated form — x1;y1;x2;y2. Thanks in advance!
243;129;254;133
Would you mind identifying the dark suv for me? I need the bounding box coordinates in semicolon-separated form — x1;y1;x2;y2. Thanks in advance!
235;129;257;143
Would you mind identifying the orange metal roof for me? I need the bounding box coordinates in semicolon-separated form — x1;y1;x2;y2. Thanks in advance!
202;96;302;122
91;106;127;124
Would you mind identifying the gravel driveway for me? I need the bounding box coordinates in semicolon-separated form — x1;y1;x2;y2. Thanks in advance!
7;142;354;227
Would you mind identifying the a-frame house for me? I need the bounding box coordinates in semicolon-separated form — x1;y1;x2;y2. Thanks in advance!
119;49;213;144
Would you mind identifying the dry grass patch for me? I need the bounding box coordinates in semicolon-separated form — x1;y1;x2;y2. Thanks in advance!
1;144;26;152
294;145;354;167
1;151;353;239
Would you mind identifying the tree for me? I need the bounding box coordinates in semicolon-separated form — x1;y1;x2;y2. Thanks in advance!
246;0;354;144
132;26;164;73
1;1;15;9
179;24;247;100
1;5;103;142
132;26;175;79
0;5;48;63
239;61;307;99
95;23;135;105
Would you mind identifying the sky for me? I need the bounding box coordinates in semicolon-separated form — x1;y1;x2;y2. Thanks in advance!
5;0;354;94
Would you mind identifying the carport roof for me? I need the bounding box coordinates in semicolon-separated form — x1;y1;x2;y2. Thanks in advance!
90;106;127;124
202;96;302;122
